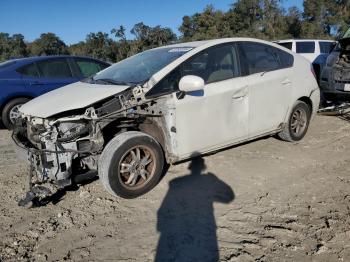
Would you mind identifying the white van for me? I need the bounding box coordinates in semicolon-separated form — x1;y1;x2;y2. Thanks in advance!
275;39;335;63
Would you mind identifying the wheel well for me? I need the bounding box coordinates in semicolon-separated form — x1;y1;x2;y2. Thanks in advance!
298;96;313;114
101;118;166;152
0;96;33;113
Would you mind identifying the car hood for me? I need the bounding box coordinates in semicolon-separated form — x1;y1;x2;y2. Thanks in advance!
20;81;130;118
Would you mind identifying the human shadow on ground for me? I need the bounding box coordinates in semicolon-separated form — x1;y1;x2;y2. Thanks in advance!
155;155;235;262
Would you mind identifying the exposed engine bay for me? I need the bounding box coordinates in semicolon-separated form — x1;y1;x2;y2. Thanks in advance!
12;84;174;206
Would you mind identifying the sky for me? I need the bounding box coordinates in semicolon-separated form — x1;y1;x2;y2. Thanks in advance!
0;0;304;45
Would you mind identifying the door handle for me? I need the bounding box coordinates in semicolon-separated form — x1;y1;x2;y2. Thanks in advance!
29;81;44;86
281;79;292;85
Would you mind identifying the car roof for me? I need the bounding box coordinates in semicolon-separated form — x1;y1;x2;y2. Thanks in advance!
156;37;283;50
275;39;335;43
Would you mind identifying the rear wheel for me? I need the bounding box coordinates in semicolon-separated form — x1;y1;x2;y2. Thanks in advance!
99;131;164;199
1;98;30;129
278;101;311;142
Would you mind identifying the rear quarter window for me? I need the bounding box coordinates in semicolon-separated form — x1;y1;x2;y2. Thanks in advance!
274;48;294;68
277;42;293;50
239;42;293;75
296;42;315;54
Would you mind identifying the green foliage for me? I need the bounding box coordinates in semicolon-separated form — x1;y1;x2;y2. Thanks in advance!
0;33;27;61
179;5;229;40
29;33;69;56
83;32;117;62
1;1;350;63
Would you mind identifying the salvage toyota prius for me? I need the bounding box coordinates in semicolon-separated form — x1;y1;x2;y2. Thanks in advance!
13;38;320;204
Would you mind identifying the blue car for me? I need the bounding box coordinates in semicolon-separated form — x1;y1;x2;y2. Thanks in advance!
0;55;110;128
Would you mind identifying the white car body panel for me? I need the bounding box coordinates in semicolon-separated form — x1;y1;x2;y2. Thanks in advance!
20;82;129;118
173;76;249;157
18;37;320;163
246;68;292;137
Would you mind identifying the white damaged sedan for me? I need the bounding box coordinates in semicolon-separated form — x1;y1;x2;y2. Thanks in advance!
13;38;320;204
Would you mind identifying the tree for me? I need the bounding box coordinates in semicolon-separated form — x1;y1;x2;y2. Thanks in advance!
179;5;230;41
326;0;350;37
84;32;117;62
111;25;130;61
284;7;302;38
131;22;176;51
30;33;69;56
301;0;332;38
68;41;87;56
0;33;28;61
259;0;288;40
226;0;264;38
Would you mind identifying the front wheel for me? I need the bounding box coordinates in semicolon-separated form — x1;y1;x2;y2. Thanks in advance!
1;98;30;129
278;101;311;142
99;131;164;199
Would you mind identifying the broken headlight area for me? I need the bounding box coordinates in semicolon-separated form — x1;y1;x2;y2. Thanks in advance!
12;113;104;206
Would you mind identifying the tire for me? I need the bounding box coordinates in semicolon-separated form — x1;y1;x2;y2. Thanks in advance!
278;101;311;142
1;98;30;129
99;131;164;199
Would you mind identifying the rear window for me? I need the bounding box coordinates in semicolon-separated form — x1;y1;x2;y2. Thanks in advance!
296;42;315;54
17;63;40;77
319;42;334;54
36;59;72;78
277;42;293;50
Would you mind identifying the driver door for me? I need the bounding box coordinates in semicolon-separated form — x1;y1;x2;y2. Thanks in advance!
172;43;249;158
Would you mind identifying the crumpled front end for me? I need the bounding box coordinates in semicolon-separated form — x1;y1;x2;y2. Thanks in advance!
11;85;173;206
13;107;103;188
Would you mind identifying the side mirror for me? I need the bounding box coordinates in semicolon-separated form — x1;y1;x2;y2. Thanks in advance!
179;75;205;92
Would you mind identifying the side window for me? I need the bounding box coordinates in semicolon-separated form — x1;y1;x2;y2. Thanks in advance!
146;43;240;98
17;63;40;77
272;48;294;68
36;59;72;78
319;42;334;54
182;44;240;84
75;59;104;77
238;42;282;75
296;42;315;53
277;42;293;50
145;67;182;98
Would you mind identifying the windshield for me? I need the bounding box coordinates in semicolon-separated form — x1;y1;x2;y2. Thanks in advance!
92;47;193;85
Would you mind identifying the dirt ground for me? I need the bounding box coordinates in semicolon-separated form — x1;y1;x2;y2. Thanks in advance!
1;114;350;262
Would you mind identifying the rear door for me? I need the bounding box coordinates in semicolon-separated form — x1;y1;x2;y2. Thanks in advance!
20;58;78;95
237;41;294;137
